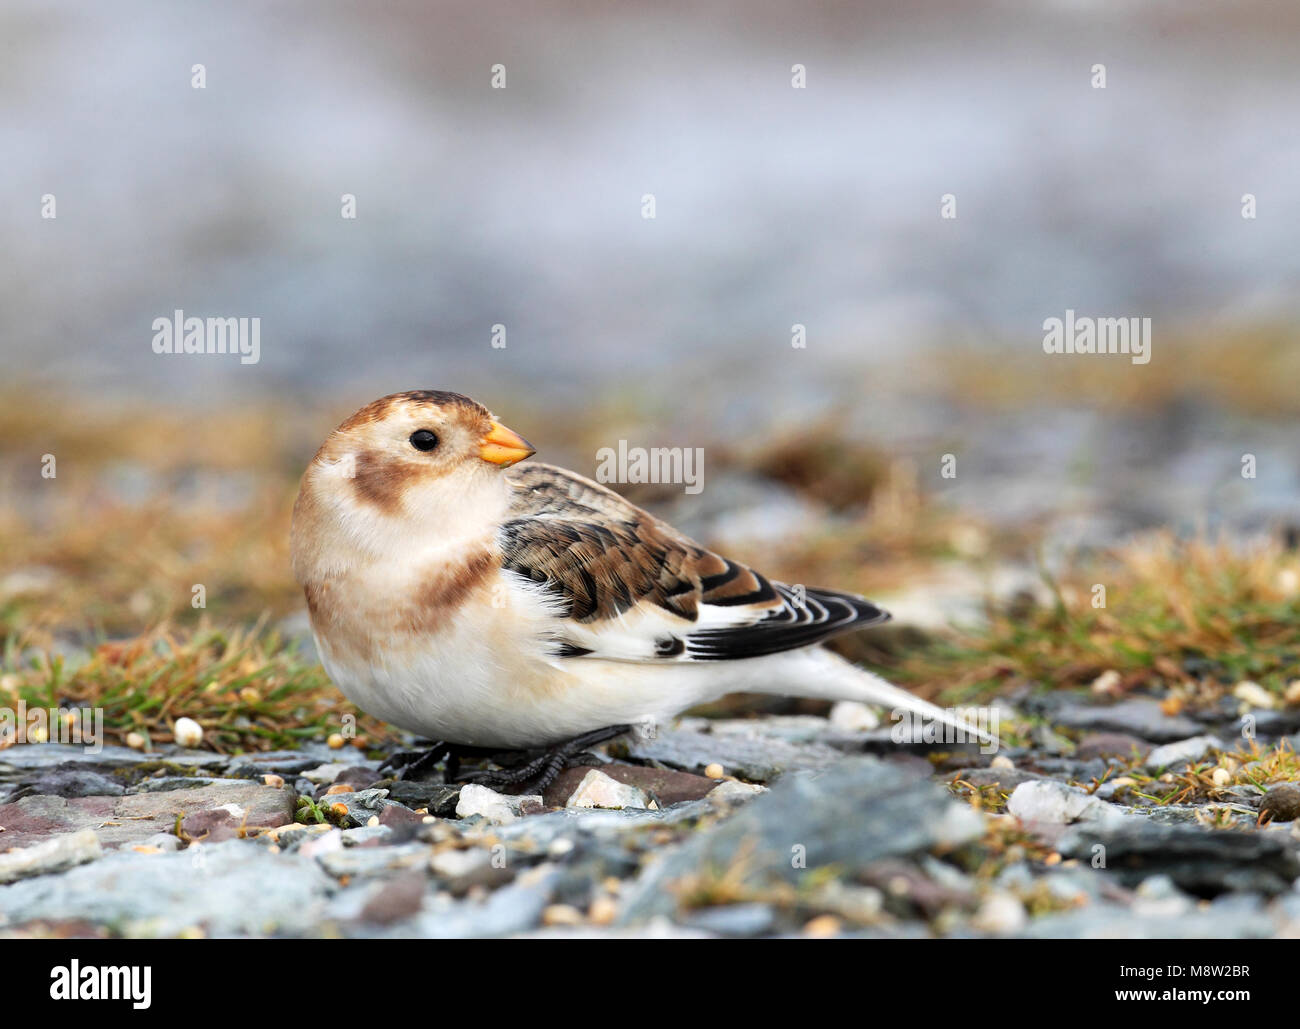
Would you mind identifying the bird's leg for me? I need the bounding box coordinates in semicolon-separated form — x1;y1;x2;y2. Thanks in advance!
454;724;633;794
378;740;453;781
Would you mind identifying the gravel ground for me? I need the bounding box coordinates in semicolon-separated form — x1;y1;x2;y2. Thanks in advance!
3;692;1299;939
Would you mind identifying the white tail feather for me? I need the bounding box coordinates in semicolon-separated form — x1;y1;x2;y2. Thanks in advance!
755;648;1000;748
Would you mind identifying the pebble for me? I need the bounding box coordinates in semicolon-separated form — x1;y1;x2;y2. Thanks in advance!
588;895;618;926
704;763;725;780
990;755;1015;771
706;780;766;805
1285;680;1300;706
327;733;346;750
828;701;880;732
455;784;541;825
971;891;1028;934
173;718;204;749
1090;670;1123;696
1132;875;1192;918
566;770;649;810
1006;780;1128;838
302;763;349;785
1233;681;1276;710
125;732;146;751
542;904;585;927
802;914;842;937
1259;784;1300;823
1211;768;1232;787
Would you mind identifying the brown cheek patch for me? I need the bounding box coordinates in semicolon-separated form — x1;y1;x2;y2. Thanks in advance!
351;451;419;512
399;548;499;636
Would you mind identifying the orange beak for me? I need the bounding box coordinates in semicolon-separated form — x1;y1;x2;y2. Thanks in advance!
479;420;536;466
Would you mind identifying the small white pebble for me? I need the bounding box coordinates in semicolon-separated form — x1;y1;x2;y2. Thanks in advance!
173;717;203;748
125;731;146;751
1233;681;1276;710
704;763;725;780
990;755;1015;771
828;700;880;732
366;815;379;828
1212;768;1232;787
1090;669;1123;696
971;892;1028;934
1285;680;1300;706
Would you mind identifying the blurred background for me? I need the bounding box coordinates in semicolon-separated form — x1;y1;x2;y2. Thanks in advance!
2;0;1299;655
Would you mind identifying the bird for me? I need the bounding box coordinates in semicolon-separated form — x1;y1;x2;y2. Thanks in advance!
291;389;991;788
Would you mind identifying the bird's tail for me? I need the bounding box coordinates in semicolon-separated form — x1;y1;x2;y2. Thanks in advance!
765;648;1000;749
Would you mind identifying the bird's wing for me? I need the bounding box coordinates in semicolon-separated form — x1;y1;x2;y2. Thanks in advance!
501;463;889;662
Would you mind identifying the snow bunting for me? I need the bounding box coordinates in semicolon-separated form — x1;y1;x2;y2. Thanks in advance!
292;390;990;780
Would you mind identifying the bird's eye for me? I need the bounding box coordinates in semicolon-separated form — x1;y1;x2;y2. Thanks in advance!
409;430;439;452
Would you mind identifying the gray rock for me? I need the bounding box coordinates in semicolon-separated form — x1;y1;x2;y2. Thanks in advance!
316;840;432;880
5;766;126;800
617;758;983;923
1059;821;1300;896
0;829;102;883
132;776;251;794
949;767;1045;792
0;743;146;772
455;785;542;824
1051;700;1202;742
1144;735;1222;772
1006;780;1129;843
566;770;649;810
624;727;843;781
360;863;561;939
373;780;461;816
302;763;349;785
682;903;776;936
1023;892;1274;939
0;840;334;936
318;788;398;828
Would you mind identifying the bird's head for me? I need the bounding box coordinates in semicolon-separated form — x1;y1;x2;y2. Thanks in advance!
292;390;534;572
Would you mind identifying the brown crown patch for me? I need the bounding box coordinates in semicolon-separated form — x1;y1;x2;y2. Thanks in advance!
337;390;491;433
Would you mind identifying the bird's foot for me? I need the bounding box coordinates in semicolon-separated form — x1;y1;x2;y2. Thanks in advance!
378;741;455;781
453;724;633;794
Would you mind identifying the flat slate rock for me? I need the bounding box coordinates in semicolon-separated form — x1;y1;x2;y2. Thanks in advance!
0;781;295;850
623;727;843;781
1051;700;1203;742
0;744;148;773
617;757;983;923
1059;821;1300;896
0;838;334;937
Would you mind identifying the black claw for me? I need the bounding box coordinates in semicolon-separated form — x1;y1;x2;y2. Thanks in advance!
450;724;632;795
378;741;452;781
